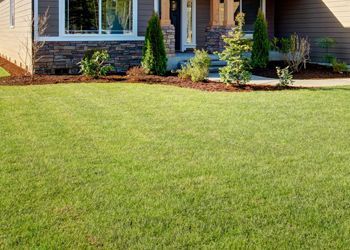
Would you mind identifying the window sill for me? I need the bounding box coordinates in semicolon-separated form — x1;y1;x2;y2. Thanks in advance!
35;35;145;42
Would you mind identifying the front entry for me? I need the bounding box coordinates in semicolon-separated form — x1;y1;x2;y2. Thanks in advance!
170;0;181;51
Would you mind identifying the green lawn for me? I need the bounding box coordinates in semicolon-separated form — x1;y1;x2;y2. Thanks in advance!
0;67;10;77
1;83;350;248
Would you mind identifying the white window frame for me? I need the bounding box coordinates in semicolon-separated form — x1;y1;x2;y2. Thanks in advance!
239;0;266;39
34;0;143;41
239;0;266;16
9;0;15;28
61;0;138;38
181;0;196;51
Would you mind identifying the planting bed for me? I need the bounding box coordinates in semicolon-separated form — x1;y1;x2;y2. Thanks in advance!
0;56;299;92
253;61;350;79
0;74;301;92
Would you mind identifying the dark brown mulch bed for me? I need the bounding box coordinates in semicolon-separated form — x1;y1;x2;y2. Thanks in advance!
253;61;350;79
0;74;299;92
0;57;27;76
0;56;300;92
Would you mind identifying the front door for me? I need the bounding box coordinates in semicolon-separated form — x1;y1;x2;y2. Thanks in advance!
170;0;181;51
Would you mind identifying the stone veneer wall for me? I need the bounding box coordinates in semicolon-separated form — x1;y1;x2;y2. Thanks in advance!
35;41;144;74
205;26;232;53
161;25;175;56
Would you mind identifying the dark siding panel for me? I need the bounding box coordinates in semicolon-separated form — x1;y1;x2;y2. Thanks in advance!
138;0;154;36
196;0;210;49
276;0;350;63
39;0;59;36
266;0;275;37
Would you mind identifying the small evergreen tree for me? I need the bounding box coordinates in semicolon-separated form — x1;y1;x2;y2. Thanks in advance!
218;13;252;85
251;10;270;69
141;13;167;75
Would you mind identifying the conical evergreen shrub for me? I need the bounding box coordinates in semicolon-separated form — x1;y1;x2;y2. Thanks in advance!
141;13;167;75
251;11;270;69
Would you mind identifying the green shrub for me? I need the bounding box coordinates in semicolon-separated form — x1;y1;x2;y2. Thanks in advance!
79;50;114;78
317;37;336;63
251;11;270;69
178;49;211;82
141;13;167;76
218;13;252;86
284;34;310;72
280;37;291;53
276;66;294;86
270;37;279;51
331;59;349;73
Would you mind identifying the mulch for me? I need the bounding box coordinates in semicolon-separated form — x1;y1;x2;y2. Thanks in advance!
253;61;350;79
0;74;299;92
0;56;320;92
0;57;27;76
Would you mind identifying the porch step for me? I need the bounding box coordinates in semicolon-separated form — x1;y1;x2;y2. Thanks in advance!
176;57;226;74
209;59;226;73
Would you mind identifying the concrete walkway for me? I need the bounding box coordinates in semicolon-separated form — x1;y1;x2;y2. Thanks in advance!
208;73;350;87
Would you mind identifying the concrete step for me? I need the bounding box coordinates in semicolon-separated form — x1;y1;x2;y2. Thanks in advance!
210;60;226;67
209;66;223;73
177;58;226;72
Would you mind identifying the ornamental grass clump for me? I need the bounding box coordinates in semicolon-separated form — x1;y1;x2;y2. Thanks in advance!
284;34;310;72
251;10;270;69
141;13;167;76
178;49;211;82
276;66;294;86
79;50;114;79
218;13;252;86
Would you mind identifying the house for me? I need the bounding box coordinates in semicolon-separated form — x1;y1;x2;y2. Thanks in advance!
0;0;349;74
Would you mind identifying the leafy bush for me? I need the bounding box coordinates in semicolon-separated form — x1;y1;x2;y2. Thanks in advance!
178;49;211;82
79;50;114;78
251;11;270;69
331;59;349;74
276;66;294;86
284;34;310;72
317;37;336;63
141;13;167;76
270;37;279;51
127;66;147;77
218;13;252;85
280;37;291;53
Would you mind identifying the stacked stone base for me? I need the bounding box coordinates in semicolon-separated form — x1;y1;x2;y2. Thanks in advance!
161;25;175;56
35;41;144;74
205;26;233;53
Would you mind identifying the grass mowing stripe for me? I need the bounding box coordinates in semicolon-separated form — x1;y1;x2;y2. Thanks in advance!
0;83;350;248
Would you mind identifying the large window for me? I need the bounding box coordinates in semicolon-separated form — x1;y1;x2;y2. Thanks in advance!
241;0;261;32
65;0;134;35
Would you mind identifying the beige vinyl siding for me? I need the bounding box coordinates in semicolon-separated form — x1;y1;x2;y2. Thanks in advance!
276;0;350;63
0;0;32;71
196;0;210;49
39;0;59;36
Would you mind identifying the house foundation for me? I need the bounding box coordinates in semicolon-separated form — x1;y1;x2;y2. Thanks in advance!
35;41;144;74
161;25;176;56
205;26;232;53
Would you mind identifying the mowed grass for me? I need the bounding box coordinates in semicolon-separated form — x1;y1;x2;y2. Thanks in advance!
0;83;350;249
0;67;10;77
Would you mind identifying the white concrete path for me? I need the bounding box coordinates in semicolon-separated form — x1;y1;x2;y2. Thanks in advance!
208;73;350;87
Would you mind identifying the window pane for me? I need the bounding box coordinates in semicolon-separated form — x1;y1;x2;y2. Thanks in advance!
102;0;133;34
242;0;261;32
65;0;99;34
186;0;193;43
